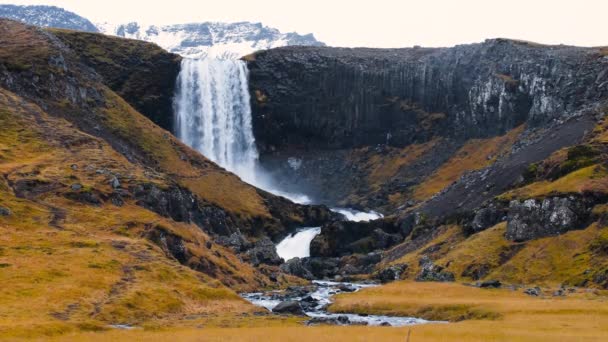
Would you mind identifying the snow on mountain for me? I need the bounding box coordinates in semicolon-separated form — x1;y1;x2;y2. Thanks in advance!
96;21;325;59
0;5;98;32
0;4;325;59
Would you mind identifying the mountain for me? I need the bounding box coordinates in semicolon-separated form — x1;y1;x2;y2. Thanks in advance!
0;4;98;32
0;5;325;59
96;21;325;58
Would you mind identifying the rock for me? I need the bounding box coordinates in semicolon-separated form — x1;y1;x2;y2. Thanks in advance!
280;257;314;280
109;176;121;189
303;257;340;279
479;280;502;288
272;301;304;315
524;287;541;296
553;289;565;297
469;203;506;233
245;237;283;266
375;264;408;283
71;183;82;191
337;252;383;276
506;197;590;241
301;295;317;302
415;256;455;282
337;284;356;292
337;315;350;324
310;218;403;257
70;164;78;170
380;322;392;326
0;206;11;216
216;231;250;252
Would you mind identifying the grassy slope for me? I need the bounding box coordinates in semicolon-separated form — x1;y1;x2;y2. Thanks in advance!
0;87;293;338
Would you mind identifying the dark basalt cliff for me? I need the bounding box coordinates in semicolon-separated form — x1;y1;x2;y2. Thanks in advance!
246;40;608;210
247;40;608;152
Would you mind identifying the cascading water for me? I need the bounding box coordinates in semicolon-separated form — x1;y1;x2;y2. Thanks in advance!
173;57;310;203
174;58;259;184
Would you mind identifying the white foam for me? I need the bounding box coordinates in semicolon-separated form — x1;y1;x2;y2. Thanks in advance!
331;208;383;222
275;227;321;261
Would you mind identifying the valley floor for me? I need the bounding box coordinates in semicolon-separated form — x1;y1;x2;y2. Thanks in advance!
32;282;608;342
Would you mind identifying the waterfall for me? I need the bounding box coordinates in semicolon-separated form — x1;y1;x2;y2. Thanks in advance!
174;58;312;203
276;227;322;261
174;58;258;184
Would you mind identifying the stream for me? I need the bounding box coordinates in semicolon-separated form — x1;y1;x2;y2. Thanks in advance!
241;280;434;327
242;208;436;327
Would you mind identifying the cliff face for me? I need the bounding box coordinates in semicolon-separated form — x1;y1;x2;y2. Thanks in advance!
246;41;608;210
248;40;608;152
51;29;182;131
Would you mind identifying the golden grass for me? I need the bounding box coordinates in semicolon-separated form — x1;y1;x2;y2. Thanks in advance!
51;281;608;342
414;126;524;200
386;220;608;288
435;223;512;280
386;225;464;278
0;89;289;339
501;164;608;200
327;281;608;341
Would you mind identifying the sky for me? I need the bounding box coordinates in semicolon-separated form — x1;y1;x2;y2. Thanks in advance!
3;0;608;48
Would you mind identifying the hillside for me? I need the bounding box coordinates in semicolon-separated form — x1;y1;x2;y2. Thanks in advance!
0;19;331;338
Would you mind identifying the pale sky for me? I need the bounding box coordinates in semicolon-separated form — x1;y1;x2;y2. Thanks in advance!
3;0;608;48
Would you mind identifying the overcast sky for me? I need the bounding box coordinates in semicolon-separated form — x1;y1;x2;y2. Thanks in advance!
4;0;608;47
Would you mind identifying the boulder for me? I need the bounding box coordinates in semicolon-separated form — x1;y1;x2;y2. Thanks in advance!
245;237;283;266
375;264;408;283
415;256;455;282
469;203;506;233
506;196;590;241
109;176;121;189
524;287;541;296
272;301;304;315
0;206;11;216
479;280;502;288
280;257;314;280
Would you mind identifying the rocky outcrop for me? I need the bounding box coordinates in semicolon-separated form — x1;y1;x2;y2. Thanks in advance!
310;218;403;257
245;237;283;266
468;202;508;233
375;264;408;283
505;196;593;241
280;257;314;280
247;41;608;153
415;256;455;282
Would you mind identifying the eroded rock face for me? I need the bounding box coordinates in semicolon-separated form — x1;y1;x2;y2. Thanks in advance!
506;196;591;241
310;218;402;257
245;237;283;266
469;203;507;233
280;257;314;280
248;40;608;153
